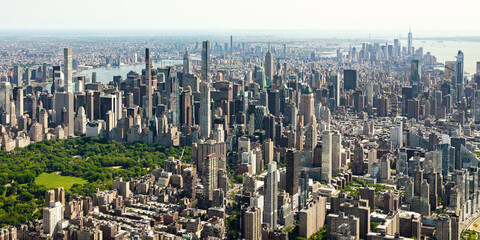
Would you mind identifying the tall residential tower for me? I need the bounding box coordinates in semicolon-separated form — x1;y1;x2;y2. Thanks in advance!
146;48;153;121
64;48;73;93
201;41;210;82
183;50;192;75
264;162;278;229
456;50;464;100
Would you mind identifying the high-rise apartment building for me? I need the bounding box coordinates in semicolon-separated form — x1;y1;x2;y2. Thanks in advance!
0;82;11;116
285;149;299;196
243;206;262;240
200;81;211;138
321;130;332;182
24;68;30;86
64;48;73;93
201;41;210;82
145;48;153;121
456;50;464;100
203;153;218;201
183;50;192;75
43;201;63;236
12;66;21;86
331;131;342;175
264;162;278;229
300;86;314;124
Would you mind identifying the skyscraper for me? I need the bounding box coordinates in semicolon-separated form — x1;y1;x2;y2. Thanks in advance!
14;87;23;117
12;66;21;86
456;50;464;100
411;60;421;97
183;50;192;75
408;29;413;55
55;92;74;136
60;48;75;136
230;35;233;52
43;201;63;236
0;82;11;116
255;66;266;89
332;131;342;175
265;46;274;85
145;48;153;121
329;73;340;107
42;63;47;82
200;81;211;138
300;85;314;124
203;153;218;201
64;48;73;93
264;162;278;229
285;149;299;196
393;39;400;57
201;40;210;82
24;68;30;86
180;87;194;127
243;206;262;240
436;215;452;240
321;130;332;182
344;70;357;91
182;167;197;200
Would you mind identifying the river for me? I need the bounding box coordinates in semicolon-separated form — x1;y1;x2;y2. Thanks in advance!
406;39;480;75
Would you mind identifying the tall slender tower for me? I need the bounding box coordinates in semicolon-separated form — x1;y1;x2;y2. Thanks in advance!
456;50;464;100
183;50;192;75
408;28;413;56
13;66;21;86
321;130;332;182
411;60;421;97
264;161;278;229
24;68;30;86
201;41;210;82
42;63;47;83
61;48;74;136
200;81;211;138
64;48;73;93
331;131;342;175
285;149;299;196
0;82;11;115
265;46;274;85
200;41;211;138
145;48;153;121
14;87;23;117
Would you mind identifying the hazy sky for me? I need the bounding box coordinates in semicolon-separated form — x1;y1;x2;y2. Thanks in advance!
1;0;479;34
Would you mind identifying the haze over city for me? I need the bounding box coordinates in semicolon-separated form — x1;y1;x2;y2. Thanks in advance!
1;0;480;35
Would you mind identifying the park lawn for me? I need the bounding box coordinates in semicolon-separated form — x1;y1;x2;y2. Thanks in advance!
35;172;87;190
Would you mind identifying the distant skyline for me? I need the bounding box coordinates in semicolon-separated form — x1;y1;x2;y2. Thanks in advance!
1;0;479;36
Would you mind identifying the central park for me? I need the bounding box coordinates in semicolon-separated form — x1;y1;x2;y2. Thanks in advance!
0;137;190;226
